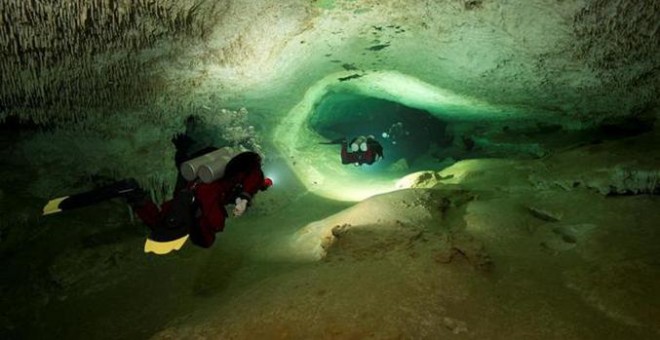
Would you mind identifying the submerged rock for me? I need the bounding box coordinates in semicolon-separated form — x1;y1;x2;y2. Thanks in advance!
526;206;562;222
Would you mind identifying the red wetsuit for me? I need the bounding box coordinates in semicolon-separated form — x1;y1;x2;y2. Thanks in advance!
135;152;267;248
341;142;377;165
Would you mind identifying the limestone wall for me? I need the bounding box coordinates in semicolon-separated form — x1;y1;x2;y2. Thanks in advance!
0;0;658;199
1;0;657;125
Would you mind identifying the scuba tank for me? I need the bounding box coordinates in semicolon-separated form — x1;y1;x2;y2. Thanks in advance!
179;147;240;183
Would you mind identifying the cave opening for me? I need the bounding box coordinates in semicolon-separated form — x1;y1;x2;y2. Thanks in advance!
308;91;453;172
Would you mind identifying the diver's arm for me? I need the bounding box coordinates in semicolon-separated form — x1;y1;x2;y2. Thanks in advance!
238;169;266;204
233;168;267;216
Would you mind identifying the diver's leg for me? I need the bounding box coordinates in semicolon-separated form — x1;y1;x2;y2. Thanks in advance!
119;180;161;229
188;221;219;248
132;201;161;230
341;142;351;164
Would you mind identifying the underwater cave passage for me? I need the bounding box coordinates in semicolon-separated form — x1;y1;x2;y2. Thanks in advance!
309;91;452;172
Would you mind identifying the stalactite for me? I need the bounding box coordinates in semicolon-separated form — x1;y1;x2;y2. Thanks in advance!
1;0;220;124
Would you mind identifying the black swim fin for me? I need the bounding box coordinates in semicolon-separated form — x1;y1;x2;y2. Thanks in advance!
42;180;189;255
42;179;140;215
319;137;347;145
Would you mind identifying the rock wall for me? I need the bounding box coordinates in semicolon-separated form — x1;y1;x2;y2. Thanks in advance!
0;0;658;200
2;0;658;126
0;0;226;123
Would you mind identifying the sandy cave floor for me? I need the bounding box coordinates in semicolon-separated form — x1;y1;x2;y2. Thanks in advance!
1;134;660;339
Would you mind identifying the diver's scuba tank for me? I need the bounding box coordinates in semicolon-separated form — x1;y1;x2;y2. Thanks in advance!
350;136;367;152
180;147;240;183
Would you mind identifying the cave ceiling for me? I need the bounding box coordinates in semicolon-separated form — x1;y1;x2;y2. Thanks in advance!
0;0;658;127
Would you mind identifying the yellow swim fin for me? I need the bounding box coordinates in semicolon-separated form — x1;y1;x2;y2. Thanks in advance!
42;196;69;215
144;235;189;255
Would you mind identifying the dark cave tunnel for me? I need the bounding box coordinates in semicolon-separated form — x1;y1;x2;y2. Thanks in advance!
306;91;659;172
309;91;453;170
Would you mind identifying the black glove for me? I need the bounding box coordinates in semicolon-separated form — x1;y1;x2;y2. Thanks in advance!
171;133;194;150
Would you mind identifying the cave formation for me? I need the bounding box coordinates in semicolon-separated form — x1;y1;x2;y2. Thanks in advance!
1;1;659;338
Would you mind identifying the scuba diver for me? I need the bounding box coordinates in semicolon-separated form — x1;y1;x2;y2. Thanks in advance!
43;132;273;255
321;135;384;166
130;134;273;252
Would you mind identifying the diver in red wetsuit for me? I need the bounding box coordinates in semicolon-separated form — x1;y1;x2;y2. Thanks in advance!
129;135;272;249
340;135;384;166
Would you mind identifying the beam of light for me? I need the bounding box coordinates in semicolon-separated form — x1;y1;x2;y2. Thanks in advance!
287;188;435;262
273;70;510;201
321;180;398;202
